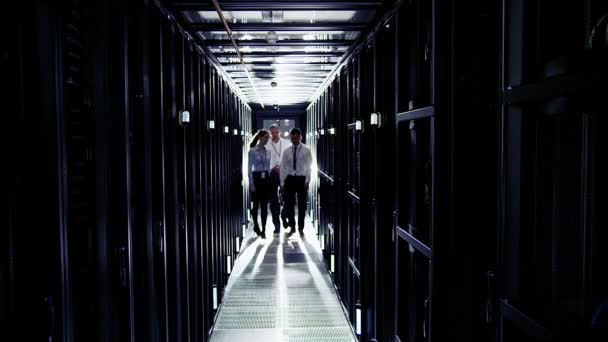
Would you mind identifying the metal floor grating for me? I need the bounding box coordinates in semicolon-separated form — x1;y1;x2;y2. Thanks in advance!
284;327;358;342
210;218;357;342
215;306;277;329
287;306;349;328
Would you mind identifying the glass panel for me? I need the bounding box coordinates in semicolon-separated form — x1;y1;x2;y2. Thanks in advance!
396;117;432;247
396;241;430;342
262;119;295;133
503;109;606;335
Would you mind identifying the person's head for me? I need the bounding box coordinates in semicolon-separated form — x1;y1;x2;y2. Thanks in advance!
290;128;302;145
269;124;281;141
250;129;270;148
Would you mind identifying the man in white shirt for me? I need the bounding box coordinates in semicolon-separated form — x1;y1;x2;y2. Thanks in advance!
280;128;313;235
266;124;292;233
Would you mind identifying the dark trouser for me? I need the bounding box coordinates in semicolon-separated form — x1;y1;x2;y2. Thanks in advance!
283;175;307;231
269;170;284;230
251;171;271;230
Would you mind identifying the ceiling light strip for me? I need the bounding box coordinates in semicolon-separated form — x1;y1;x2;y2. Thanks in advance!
210;0;264;108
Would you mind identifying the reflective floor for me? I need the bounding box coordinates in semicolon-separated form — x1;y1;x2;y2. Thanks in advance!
209;216;357;342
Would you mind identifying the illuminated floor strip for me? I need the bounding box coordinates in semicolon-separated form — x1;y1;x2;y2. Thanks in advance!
210;216;357;342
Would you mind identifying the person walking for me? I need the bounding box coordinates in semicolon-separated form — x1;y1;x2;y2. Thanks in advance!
280;128;313;235
266;124;292;233
248;129;272;238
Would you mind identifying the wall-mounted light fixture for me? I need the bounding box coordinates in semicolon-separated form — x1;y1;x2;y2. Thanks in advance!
329;127;336;135
227;255;232;274
370;112;381;127
235;237;241;253
233;129;238;136
208;120;216;130
242;224;247;237
179;110;191;127
224;126;230;134
355;301;363;336
212;284;219;310
320;129;325;135
355;120;362;131
320;234;325;250
330;253;335;273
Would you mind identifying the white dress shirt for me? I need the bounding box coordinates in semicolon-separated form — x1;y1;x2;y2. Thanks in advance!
265;137;292;170
280;143;313;186
247;145;271;183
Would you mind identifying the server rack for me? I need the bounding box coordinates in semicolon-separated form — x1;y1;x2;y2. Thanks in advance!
4;1;252;341
497;1;608;340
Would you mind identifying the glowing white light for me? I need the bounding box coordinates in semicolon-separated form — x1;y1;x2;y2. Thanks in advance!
208;120;215;129
283;132;289;137
302;34;315;41
304;46;333;53
233;129;238;135
227;255;232;274
370;113;379;126
320;234;325;250
320;129;325;135
224;126;229;133
242;224;247;237
355;120;362;131
330;254;335;273
241;34;254;40
180;110;190;125
356;305;362;335
235;237;241;252
329;128;336;135
212;285;218;309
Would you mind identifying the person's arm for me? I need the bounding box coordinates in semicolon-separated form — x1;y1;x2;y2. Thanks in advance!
280;150;289;187
248;149;255;192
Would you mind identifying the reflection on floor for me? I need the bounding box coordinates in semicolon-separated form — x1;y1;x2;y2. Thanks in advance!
209;217;357;342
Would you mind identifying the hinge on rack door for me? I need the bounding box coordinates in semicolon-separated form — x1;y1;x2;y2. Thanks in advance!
485;270;495;324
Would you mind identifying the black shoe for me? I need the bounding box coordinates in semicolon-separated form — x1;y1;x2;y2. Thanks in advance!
273;226;281;234
253;226;261;236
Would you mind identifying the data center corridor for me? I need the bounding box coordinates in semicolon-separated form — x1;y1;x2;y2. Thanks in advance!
209;218;356;342
3;1;608;342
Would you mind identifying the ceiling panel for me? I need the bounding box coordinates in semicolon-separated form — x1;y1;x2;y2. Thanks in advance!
173;3;379;106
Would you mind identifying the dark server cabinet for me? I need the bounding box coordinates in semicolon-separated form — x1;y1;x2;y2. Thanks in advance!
307;12;398;339
497;0;608;341
5;1;251;341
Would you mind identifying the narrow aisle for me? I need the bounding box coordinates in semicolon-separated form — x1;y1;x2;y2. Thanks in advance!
210;217;357;342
